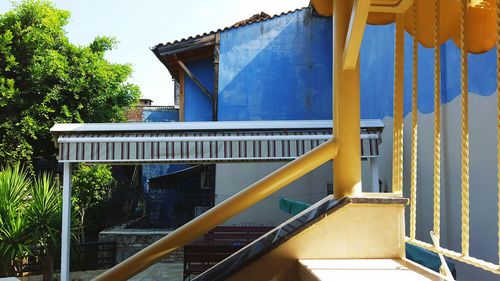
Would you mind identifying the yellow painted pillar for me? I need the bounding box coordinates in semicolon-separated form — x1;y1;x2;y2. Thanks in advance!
333;0;362;198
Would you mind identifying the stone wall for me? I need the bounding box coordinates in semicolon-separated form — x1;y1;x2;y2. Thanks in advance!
99;229;183;264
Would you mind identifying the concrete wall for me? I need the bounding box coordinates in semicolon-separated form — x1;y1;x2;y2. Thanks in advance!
215;162;332;226
215;161;374;226
218;8;332;121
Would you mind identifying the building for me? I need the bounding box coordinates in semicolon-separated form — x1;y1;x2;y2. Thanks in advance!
151;8;383;226
52;1;500;280
151;6;499;280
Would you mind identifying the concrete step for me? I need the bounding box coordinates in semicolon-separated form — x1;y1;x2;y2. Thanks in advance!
298;259;447;281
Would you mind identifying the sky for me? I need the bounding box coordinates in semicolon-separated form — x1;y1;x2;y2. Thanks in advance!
0;0;309;105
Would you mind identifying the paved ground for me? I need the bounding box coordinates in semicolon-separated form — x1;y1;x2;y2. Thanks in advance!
18;262;183;281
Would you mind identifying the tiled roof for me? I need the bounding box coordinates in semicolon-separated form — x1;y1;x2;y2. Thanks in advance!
152;7;309;52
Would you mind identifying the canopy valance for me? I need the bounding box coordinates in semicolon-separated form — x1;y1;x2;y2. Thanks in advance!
50;120;383;164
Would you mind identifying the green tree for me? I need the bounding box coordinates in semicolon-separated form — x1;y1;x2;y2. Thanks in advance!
72;164;114;242
0;0;140;168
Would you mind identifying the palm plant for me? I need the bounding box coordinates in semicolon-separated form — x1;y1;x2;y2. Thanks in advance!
0;164;79;280
26;173;63;281
0;164;31;276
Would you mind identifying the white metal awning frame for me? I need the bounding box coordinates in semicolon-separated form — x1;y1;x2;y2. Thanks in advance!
51;120;383;164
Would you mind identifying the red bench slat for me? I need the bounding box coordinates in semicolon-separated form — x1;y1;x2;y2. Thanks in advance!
183;226;273;280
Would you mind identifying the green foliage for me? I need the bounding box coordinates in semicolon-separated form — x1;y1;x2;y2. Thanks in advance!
0;0;140;167
26;172;71;281
26;173;62;255
0;164;31;275
0;164;30;215
72;164;114;241
72;164;114;213
0;163;77;277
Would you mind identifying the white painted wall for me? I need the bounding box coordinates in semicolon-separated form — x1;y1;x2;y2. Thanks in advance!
215;159;374;226
378;93;499;281
215;162;332;226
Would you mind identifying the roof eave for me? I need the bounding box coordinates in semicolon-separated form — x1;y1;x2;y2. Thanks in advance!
155;34;216;57
151;34;216;81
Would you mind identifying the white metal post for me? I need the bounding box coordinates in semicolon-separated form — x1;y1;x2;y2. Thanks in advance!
369;157;380;192
61;163;72;281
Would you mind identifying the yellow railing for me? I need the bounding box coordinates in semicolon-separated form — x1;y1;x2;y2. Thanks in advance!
401;0;500;275
93;139;338;280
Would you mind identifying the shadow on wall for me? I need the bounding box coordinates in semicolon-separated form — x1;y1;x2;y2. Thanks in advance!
378;92;499;281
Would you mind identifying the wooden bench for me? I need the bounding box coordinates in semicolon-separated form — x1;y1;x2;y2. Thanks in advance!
183;226;273;280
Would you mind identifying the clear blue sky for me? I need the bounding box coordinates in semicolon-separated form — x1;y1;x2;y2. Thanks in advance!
0;0;309;105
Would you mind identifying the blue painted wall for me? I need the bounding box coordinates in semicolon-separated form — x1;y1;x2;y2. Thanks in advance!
213;9;496;121
359;24;497;119
218;8;333;121
143;108;179;122
184;58;214;121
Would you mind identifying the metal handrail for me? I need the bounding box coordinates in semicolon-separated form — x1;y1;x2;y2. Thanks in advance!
93;138;338;281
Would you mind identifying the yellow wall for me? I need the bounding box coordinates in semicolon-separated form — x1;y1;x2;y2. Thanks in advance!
227;202;406;281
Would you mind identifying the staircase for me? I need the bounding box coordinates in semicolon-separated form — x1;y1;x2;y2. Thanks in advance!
192;195;446;281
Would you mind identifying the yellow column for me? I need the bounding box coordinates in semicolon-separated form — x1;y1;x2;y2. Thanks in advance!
333;0;362;198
